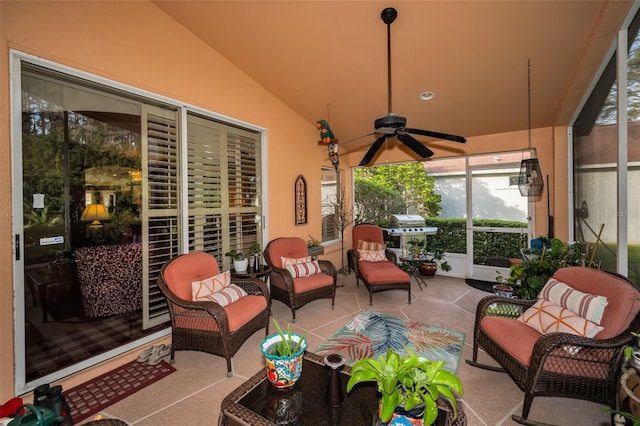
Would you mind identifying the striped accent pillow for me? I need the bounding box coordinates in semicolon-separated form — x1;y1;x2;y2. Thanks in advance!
205;284;248;306
192;271;231;300
357;240;385;251
281;256;312;267
358;249;387;262
286;260;321;278
539;278;608;325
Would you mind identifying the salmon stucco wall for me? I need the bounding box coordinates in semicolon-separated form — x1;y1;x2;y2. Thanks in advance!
0;0;340;398
0;0;572;400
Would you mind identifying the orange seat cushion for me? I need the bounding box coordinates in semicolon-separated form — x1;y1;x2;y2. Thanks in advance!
481;316;540;366
176;295;267;332
292;273;334;293
358;261;410;284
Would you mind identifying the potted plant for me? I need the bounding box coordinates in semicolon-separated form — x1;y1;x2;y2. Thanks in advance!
346;348;463;425
249;242;261;270
225;249;248;272
406;239;451;277
306;235;324;257
495;237;586;300
260;319;308;388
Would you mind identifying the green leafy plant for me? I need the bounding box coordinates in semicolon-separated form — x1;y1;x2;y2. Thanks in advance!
496;237;587;300
307;235;321;247
249;243;261;254
224;250;245;261
270;318;307;357
406;238;451;272
603;406;640;426
624;331;640;359
346;348;463;425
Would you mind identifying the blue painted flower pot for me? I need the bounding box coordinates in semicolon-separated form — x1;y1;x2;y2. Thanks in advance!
260;333;307;389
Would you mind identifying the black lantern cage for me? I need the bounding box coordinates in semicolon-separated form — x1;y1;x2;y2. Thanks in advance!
518;158;544;197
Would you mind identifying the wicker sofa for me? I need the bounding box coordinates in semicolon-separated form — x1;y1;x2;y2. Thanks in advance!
74;242;142;318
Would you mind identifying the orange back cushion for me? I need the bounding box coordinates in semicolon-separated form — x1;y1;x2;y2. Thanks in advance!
553;267;640;339
352;224;383;250
163;251;221;300
268;237;308;269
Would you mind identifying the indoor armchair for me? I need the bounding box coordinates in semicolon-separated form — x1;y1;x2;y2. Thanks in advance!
263;237;337;322
157;251;270;377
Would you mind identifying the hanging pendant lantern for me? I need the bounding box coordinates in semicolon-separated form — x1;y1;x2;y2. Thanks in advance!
518;58;544;198
518;158;544;196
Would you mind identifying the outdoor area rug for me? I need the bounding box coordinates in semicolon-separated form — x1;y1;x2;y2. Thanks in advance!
63;359;176;423
314;310;464;373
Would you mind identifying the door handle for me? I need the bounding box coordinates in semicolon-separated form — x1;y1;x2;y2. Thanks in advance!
15;234;20;260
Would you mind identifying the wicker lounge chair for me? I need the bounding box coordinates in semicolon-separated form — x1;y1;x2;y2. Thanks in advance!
263;237;337;322
157;251;270;377
466;266;640;425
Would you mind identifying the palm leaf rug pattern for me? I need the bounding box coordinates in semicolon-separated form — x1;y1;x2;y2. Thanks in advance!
314;310;464;373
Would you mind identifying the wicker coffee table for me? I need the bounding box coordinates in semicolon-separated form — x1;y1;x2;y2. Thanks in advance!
218;351;465;426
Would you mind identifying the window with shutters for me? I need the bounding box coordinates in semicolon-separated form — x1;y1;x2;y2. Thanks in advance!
321;167;340;243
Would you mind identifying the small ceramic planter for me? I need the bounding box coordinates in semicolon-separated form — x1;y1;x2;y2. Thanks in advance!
260;333;307;389
493;284;514;298
233;258;249;272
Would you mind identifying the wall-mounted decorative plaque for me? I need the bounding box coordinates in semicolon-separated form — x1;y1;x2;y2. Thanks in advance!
295;175;307;225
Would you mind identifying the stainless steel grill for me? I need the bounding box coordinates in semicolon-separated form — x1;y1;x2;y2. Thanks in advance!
385;214;437;236
384;214;437;252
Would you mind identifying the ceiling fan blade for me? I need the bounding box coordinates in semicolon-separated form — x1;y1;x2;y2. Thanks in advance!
397;133;434;158
341;132;376;146
359;135;387;166
405;128;467;143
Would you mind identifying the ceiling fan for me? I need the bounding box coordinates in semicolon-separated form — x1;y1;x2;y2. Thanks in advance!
355;7;467;166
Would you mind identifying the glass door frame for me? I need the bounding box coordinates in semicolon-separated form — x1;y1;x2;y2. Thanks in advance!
465;160;534;281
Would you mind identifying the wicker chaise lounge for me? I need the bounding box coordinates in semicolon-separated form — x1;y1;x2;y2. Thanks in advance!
347;223;411;305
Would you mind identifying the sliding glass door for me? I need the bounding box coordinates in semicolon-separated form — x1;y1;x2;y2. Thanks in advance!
13;55;264;393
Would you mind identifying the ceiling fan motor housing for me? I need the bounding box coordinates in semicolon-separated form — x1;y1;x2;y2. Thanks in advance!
374;114;406;132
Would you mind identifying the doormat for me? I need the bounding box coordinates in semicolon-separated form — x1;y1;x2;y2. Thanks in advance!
63;359;176;423
464;278;496;293
314;310;464;374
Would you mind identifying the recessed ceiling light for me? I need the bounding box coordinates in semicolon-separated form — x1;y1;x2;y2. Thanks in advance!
420;91;435;101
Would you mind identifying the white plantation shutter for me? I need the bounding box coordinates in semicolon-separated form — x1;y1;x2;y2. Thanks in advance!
141;110;262;329
187;114;224;256
142;104;180;328
225;128;261;268
186;114;262;269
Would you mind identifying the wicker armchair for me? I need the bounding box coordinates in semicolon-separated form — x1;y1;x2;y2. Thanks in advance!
157;251;270;377
347;223;411;305
263;237;337;322
466;266;640;425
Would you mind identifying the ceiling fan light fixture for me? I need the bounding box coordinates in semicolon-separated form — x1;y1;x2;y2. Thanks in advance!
419;91;435;101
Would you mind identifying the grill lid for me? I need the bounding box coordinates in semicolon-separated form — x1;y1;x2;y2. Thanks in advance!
390;214;426;228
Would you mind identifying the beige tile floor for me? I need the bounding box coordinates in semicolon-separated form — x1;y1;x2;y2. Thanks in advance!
84;273;613;426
